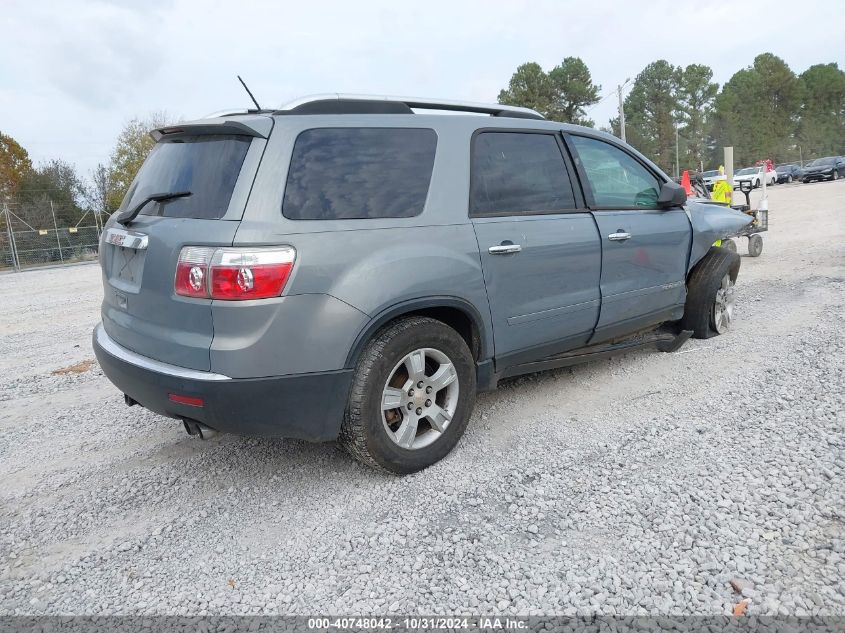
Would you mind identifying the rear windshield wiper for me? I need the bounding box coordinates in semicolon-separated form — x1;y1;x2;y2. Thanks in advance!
116;191;192;226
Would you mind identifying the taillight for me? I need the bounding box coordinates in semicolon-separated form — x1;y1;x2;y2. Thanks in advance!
175;246;295;300
175;247;215;298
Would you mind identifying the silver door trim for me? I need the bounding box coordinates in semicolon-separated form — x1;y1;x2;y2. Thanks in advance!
488;244;522;254
104;227;149;250
94;324;231;381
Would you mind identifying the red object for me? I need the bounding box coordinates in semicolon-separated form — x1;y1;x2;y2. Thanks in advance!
209;262;293;300
168;393;204;407
175;260;208;298
680;170;692;195
174;247;295;300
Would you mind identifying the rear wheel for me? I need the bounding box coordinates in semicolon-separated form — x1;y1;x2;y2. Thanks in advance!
720;238;737;253
748;234;763;257
681;247;741;339
340;316;476;474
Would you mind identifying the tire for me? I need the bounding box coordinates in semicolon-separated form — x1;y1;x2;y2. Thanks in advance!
681;247;741;339
720;238;737;253
833;170;840;181
748;234;763;257
787;175;793;183
340;316;476;474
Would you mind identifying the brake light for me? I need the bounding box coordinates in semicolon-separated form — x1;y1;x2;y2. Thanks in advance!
175;246;295;300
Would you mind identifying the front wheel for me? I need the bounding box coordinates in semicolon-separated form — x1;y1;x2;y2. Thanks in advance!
787;175;793;183
720;238;737;253
833;170;840;181
340;316;476;474
681;247;741;339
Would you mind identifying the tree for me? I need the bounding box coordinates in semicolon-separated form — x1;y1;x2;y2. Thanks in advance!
498;62;555;118
0;132;32;200
16;159;85;226
623;60;681;174
85;163;116;218
106;112;175;211
498;58;600;124
797;63;845;159
547;57;601;126
676;64;718;171
711;53;802;166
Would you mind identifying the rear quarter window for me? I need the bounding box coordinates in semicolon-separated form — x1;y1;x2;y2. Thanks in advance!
282;128;437;220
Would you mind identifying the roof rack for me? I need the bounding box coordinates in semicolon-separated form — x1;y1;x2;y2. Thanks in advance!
275;94;545;120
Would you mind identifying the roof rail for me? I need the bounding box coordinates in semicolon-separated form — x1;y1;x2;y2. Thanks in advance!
275;94;545;120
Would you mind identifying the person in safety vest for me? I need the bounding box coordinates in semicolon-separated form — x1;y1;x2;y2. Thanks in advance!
711;177;732;204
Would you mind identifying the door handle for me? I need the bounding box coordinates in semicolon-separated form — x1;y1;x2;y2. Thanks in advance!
608;232;632;241
488;244;522;255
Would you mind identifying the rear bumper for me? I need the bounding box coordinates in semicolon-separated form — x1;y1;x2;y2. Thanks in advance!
93;324;352;441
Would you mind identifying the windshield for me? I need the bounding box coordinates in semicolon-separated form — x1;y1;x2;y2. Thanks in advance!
736;167;758;176
702;170;719;177
121;135;251;220
809;157;836;166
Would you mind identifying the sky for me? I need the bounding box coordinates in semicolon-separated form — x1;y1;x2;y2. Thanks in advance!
2;0;844;178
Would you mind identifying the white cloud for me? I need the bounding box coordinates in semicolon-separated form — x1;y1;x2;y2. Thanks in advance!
1;0;842;177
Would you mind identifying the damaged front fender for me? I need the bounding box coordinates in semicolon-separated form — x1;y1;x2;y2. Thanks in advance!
685;201;753;272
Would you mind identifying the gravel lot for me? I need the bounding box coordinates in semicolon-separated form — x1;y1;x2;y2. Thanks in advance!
1;181;843;617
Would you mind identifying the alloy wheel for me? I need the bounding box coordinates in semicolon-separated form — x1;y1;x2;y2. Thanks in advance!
712;273;736;334
381;348;460;450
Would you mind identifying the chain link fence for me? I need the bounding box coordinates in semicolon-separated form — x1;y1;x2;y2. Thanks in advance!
1;202;104;272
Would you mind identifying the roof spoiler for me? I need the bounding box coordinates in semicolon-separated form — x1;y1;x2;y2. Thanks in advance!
149;114;273;141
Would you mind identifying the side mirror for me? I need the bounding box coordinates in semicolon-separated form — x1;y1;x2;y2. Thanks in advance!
739;180;753;193
657;180;687;208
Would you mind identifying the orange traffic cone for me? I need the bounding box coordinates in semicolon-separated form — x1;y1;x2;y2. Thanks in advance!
680;170;692;195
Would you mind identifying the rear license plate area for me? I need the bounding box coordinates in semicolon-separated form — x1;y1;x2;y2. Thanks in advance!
108;244;146;292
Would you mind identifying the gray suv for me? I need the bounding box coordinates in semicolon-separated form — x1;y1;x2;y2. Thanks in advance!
93;94;751;474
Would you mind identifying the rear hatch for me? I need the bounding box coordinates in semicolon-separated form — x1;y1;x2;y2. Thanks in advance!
100;116;272;371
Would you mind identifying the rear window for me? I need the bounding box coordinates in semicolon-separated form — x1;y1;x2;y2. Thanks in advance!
282;128;437;220
123;135;251;220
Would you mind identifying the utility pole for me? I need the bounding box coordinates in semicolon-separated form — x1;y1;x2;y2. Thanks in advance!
617;79;630;143
675;125;680;178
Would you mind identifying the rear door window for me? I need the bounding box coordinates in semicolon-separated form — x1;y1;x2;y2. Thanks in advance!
124;135;252;220
569;135;661;208
282;128;437;220
470;132;577;216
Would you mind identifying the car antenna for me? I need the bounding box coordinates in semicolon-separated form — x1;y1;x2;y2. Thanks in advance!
237;75;262;110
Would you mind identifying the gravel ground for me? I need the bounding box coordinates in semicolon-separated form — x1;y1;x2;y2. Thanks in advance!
1;181;843;617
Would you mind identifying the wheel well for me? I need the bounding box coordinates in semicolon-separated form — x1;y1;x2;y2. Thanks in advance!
346;303;484;368
408;307;481;360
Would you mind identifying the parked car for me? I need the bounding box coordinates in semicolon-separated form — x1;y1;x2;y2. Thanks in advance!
774;164;803;183
802;156;845;182
701;169;722;190
92;94;751;474
733;166;777;189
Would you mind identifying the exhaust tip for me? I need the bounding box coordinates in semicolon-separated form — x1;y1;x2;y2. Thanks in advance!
182;419;218;440
197;424;219;440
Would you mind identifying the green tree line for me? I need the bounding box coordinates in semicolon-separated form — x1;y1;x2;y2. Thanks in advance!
498;54;845;174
